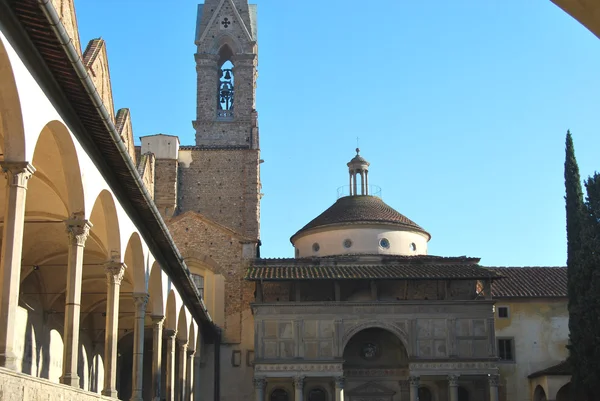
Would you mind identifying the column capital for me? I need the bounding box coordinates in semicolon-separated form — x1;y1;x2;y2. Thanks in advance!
448;374;459;387
132;293;149;310
488;374;500;387
253;376;266;390
334;376;345;389
1;162;35;188
408;375;420;387
104;262;126;285
164;329;177;339
65;215;92;247
293;375;305;389
177;340;189;350
186;349;196;358
151;315;165;325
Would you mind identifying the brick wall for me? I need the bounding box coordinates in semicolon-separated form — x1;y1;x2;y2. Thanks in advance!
167;212;255;343
178;148;260;240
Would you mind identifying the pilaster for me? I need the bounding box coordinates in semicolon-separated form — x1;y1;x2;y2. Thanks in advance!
253;377;266;401
488;374;499;401
293;375;305;401
334;377;345;401
448;374;459;401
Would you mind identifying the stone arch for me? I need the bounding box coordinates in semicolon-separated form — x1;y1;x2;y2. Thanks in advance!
556;383;572;401
88;190;121;258
0;35;26;161
123;232;146;293
188;322;197;352
177;306;189;343
148;262;165;316
534;385;547;401
182;251;220;273
32;120;85;216
211;36;243;59
341;321;411;356
164;289;180;331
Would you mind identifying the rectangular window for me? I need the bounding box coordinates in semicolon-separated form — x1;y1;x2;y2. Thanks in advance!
498;306;509;318
191;274;204;299
497;338;514;361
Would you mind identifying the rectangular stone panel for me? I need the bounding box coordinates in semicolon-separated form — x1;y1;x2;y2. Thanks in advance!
279;322;293;339
432;319;447;338
320;341;333;357
305;341;319;359
304;320;317;338
472;319;486;336
280;340;295;358
264;341;277;358
417;320;432;338
457;339;472;358
472;339;488;357
433;339;447;357
418;340;433;357
264;321;277;338
455;319;471;337
319;321;333;338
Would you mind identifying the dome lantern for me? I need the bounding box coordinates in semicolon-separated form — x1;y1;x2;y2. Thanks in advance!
347;148;370;196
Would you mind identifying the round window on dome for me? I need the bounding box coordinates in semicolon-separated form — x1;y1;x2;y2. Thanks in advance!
312;243;320;253
379;238;390;249
410;242;417;251
343;239;353;249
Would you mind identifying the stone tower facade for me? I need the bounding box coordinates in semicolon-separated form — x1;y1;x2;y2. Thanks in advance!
185;0;261;241
142;2;262;400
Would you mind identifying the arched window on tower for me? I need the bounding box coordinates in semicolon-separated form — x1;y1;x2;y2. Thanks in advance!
217;45;235;119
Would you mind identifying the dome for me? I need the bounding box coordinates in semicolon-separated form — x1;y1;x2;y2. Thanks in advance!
291;195;430;242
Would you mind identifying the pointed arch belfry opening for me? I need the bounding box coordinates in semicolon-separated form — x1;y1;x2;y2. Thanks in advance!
217;44;235;119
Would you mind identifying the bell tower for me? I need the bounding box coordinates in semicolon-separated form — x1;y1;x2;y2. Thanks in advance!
177;0;260;242
193;0;259;148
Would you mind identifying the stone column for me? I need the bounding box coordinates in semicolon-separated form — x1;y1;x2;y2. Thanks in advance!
151;316;165;401
165;329;177;401
352;173;357;196
409;376;420;401
178;340;188;401
253;377;266;401
364;171;369;194
488;374;499;401
102;261;126;398
186;349;195;401
334;377;345;401
448;374;459;401
0;162;35;370
131;293;149;401
293;375;305;401
60;216;92;387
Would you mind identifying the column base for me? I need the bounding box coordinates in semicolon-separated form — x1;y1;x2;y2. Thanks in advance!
102;389;119;398
59;373;81;387
0;352;19;370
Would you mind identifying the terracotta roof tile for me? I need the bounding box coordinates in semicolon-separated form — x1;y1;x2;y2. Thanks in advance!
291;196;430;242
489;267;567;298
528;360;570;378
246;256;499;281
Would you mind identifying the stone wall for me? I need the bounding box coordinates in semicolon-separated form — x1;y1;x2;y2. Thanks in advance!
178;148;260;240
0;368;111;401
154;159;178;219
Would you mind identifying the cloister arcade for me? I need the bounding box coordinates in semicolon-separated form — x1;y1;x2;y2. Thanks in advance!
0;23;209;401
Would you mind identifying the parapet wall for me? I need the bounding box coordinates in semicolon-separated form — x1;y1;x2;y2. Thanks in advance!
0;368;111;401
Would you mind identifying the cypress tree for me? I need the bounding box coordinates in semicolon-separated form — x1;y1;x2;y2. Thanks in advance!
577;174;600;398
564;131;586;397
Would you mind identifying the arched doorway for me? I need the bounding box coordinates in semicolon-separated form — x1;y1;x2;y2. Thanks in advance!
418;387;433;401
343;327;407;400
270;388;290;401
533;385;547;401
556;383;572;401
308;387;327;401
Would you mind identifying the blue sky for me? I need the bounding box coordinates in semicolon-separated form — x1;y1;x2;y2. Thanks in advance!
75;0;600;266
